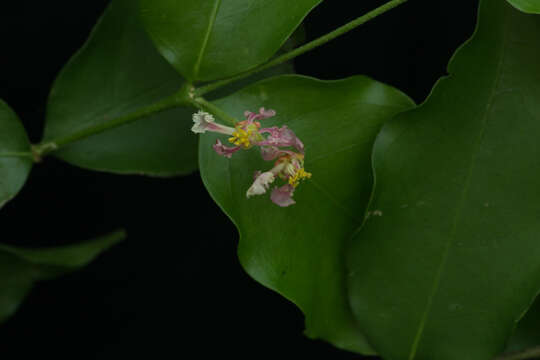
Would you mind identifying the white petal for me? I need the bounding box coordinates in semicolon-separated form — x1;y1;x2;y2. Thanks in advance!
246;172;275;197
191;111;215;133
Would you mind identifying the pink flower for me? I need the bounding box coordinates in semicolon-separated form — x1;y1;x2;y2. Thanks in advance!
193;108;311;207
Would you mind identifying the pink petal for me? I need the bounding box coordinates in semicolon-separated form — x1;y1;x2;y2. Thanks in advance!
259;125;304;153
244;110;258;122
293;137;305;153
260;146;295;161
213;139;241;158
258;107;276;118
270;184;296;207
260;146;281;161
244;108;276;123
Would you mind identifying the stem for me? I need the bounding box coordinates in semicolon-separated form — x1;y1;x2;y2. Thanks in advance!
495;347;540;360
30;0;408;160
191;97;238;125
33;84;192;159
195;0;409;97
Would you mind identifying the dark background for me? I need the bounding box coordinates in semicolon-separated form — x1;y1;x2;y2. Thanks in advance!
0;1;478;358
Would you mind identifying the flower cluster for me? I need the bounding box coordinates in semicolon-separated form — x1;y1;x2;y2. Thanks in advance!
192;108;311;207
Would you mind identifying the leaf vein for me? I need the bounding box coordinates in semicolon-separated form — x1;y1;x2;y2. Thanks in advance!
193;0;222;79
408;14;510;360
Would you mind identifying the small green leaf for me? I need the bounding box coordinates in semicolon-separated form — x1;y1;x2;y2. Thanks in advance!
43;0;197;176
199;75;414;353
506;0;540;13
139;0;321;81
0;230;125;323
347;1;540;359
0;100;32;209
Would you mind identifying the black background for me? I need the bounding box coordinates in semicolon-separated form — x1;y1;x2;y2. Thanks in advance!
0;1;478;359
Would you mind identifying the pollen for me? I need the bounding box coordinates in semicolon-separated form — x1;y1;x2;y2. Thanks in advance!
228;128;253;149
288;168;312;187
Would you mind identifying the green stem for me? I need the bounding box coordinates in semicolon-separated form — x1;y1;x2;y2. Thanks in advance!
30;0;408;160
495;347;540;360
32;84;192;159
195;0;409;97
190;97;238;125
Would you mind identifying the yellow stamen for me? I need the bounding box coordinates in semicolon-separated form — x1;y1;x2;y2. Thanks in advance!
228;128;252;149
288;168;312;187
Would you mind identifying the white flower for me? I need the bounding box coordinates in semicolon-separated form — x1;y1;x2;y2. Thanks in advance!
191;111;215;133
246;172;275;197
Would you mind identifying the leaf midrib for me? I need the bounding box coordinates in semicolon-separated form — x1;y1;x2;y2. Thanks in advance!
46;78;180;140
407;12;510;360
0;152;32;159
193;0;222;79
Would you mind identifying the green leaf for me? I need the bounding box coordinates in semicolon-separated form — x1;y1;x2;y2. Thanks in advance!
199;75;414;353
505;295;540;353
206;25;303;100
506;0;540;13
347;1;540;359
139;0;321;81
0;230;125;323
0;100;32;209
43;0;198;176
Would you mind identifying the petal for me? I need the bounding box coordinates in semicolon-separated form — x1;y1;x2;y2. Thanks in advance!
259;125;304;152
270;184;296;207
258;107;276;118
191;111;214;133
213;139;241;158
192;111;235;135
244;108;276;123
294;136;305;153
259;126;280;137
244;110;258;123
260;146;281;161
259;146;296;161
246;171;275;197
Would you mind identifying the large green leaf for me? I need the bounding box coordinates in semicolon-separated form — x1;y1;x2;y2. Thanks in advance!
43;0;197;176
199;75;414;353
347;1;540;359
0;100;32;208
0;230;125;323
139;0;321;81
506;0;540;13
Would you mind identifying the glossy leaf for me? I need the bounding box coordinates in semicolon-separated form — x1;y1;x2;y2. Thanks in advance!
199;75;414;353
0;100;32;209
44;0;197;176
348;1;540;359
139;0;321;81
0;230;125;323
506;0;540;13
206;26;302;100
